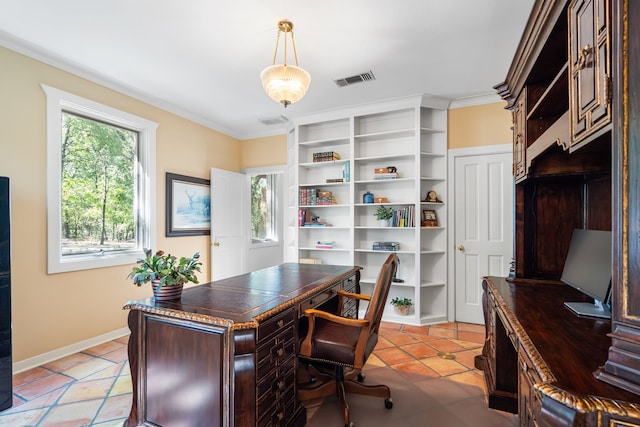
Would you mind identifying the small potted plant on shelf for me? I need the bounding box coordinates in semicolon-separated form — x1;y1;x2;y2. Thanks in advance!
374;205;393;227
390;297;412;316
127;249;202;301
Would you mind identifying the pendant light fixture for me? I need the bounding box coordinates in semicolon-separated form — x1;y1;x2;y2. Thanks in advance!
260;20;311;108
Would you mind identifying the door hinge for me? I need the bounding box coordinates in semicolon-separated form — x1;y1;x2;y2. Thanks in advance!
606;75;613;104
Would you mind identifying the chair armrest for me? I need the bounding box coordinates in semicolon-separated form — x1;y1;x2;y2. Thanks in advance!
304;308;370;328
337;290;371;301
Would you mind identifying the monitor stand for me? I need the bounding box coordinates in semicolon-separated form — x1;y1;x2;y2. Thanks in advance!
564;300;611;319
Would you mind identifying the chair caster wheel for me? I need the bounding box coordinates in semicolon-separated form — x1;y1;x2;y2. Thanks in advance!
384;398;393;409
357;373;365;382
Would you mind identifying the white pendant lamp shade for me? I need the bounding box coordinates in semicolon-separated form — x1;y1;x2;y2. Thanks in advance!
260;64;311;108
261;20;311;108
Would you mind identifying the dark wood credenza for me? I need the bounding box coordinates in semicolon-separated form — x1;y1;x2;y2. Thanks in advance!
123;263;360;427
486;0;640;424
476;277;640;426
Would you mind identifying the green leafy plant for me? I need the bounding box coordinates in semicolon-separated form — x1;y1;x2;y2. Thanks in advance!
374;205;393;220
127;249;202;290
389;297;412;307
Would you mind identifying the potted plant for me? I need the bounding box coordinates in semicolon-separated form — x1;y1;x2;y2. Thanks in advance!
127;249;202;301
374;205;393;227
390;297;412;316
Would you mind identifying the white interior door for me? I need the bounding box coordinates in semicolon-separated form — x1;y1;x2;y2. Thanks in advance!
210;167;246;281
452;148;513;324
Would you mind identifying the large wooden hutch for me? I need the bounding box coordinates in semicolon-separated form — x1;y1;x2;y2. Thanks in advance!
475;0;640;425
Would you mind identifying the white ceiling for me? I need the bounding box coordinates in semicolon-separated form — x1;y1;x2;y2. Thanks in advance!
0;0;534;140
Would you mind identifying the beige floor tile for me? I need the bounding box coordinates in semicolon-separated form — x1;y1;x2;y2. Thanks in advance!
0;407;48;426
38;399;103;426
58;377;115;404
63;358;116;380
109;374;133;396
83;341;126;357
1;388;65;414
43;352;95;373
13;373;74;400
94;393;132;423
12;367;52;387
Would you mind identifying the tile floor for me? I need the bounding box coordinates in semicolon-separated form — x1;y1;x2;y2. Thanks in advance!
0;321;515;426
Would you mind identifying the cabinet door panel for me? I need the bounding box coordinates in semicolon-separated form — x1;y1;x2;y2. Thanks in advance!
569;0;611;147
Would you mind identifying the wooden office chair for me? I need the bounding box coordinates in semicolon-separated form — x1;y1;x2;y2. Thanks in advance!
297;254;398;427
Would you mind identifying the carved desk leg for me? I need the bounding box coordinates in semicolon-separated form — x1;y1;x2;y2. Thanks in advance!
124;310;141;427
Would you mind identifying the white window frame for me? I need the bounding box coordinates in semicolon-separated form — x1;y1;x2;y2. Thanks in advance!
242;166;285;249
42;84;157;274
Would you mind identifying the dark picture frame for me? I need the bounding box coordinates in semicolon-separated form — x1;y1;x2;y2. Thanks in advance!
422;209;438;227
166;173;211;236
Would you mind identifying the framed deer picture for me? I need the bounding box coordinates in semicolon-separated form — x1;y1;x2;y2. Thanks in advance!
166;173;211;236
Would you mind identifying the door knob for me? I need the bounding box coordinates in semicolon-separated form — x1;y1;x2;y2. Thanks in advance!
457;244;464;251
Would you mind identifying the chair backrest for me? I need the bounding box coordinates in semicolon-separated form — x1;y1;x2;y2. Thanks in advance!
363;253;399;336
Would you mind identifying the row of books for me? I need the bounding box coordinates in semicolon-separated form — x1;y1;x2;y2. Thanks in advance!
299;188;336;205
388;206;415;227
299;257;322;264
313;151;341;162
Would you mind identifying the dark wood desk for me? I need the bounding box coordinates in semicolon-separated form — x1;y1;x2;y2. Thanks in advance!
475;276;640;426
123;263;360;427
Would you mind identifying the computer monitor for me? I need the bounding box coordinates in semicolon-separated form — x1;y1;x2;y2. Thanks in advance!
561;229;612;319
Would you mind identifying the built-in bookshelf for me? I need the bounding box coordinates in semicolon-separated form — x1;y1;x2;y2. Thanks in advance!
287;96;449;325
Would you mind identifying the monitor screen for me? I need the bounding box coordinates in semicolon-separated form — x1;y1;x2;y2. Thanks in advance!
561;229;612;318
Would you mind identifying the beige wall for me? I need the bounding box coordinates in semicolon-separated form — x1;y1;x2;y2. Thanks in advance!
240;134;287;169
448;102;512;149
0;46;246;363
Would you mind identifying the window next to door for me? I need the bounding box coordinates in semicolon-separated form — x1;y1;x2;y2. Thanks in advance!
250;173;277;243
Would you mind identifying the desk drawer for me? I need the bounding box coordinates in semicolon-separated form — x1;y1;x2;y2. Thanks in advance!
342;275;358;293
298;282;340;314
257;335;295;379
258;307;295;343
257;355;295;399
258;385;295;427
257;357;295;418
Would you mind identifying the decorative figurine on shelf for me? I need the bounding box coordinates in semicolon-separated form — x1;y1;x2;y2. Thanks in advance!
363;191;374;204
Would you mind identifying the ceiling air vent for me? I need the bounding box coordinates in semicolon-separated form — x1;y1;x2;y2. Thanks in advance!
334;71;376;87
259;115;289;126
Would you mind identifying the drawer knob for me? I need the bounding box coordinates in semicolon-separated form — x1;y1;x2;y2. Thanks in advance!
277;348;284;357
278;380;285;390
277;319;284;328
277;411;284;421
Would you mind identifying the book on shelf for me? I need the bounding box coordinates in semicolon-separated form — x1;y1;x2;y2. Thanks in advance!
299;257;322;264
326;178;344;183
342;162;350;182
315;240;335;249
373;172;399;180
313;151;341;162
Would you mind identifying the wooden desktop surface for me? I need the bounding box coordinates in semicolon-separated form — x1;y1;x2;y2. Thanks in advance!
482;277;640;424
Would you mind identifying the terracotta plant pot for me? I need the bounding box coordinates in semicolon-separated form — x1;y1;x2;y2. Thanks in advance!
393;304;411;316
151;280;184;301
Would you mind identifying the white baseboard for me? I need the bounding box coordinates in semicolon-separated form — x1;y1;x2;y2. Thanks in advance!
13;327;130;374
